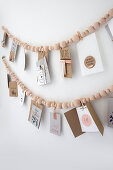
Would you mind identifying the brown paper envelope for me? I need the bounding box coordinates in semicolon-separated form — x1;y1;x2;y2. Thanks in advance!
9;51;14;62
86;102;104;135
9;81;18;97
64;108;84;138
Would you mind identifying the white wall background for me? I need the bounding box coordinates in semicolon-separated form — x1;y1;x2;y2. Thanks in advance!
0;0;113;170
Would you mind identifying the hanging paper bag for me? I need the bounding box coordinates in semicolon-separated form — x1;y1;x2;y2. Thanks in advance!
60;47;72;78
9;81;18;97
28;100;43;129
77;33;103;76
37;52;50;86
9;41;18;62
50;112;61;136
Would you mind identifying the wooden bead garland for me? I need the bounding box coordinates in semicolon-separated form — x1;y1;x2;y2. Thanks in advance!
2;8;113;52
2;57;113;110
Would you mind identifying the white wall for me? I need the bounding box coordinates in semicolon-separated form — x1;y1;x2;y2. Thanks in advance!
0;0;113;170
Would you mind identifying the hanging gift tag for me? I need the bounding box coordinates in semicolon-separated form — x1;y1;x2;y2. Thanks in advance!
77;33;103;76
37;56;50;86
9;41;18;62
7;74;11;88
18;86;26;105
76;102;104;135
50;112;61;136
1;32;7;47
9;81;18;97
107;98;113;128
105;18;113;41
28;100;43;129
60;47;72;78
64;108;84;138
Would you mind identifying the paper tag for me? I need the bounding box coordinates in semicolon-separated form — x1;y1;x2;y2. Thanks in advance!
9;41;18;62
60;47;72;78
28;100;43;129
9;81;18;97
105;18;113;41
64;108;84;138
76;106;99;132
50;112;61;136
18;86;26;105
77;33;103;76
1;32;7;47
107;98;113;128
36;56;50;86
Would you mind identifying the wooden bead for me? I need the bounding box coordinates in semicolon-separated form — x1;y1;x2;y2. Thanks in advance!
46;101;51;108
93;22;100;30
104;13;109;19
73;99;81;107
62;102;68;109
44;46;49;52
36;47;39;52
71;102;74;107
56;102;62;109
88;26;95;33
100;90;107;97
49;46;54;51
26;90;31;96
108;8;113;17
72;34;79;43
85;30;89;36
81;32;86;38
99;18;106;25
60;41;66;48
95;93;101;99
90;95;95;101
69;38;73;43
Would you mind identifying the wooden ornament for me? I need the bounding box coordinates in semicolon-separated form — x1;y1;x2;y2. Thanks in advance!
84;56;96;69
60;47;72;78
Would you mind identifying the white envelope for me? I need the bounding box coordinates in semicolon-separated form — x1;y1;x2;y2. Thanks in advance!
77;33;104;76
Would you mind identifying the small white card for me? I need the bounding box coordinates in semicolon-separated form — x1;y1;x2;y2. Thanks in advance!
77;33;103;76
50;112;61;136
106;18;113;41
108;98;113;128
29;102;43;129
36;56;50;86
76;105;99;132
9;41;18;62
18;86;26;105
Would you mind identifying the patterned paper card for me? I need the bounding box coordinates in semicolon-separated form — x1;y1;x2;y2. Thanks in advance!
108;98;113;128
50;112;61;136
28;100;43;129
